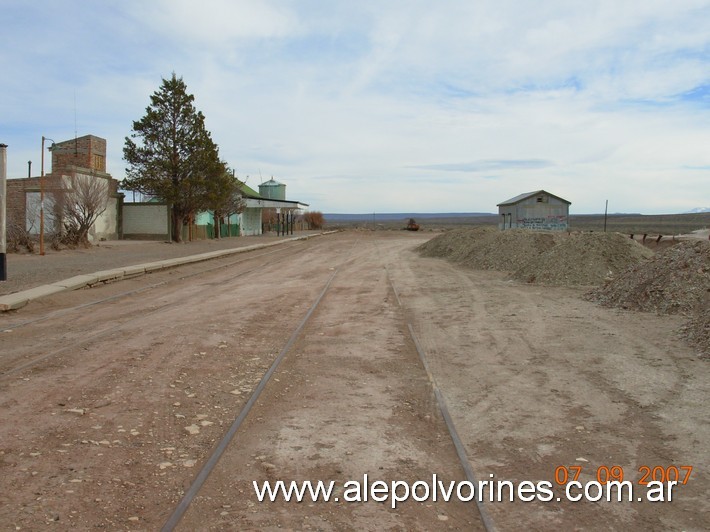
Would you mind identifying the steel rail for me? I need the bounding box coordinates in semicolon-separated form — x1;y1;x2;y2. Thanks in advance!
385;267;496;532
164;238;490;530
160;245;353;531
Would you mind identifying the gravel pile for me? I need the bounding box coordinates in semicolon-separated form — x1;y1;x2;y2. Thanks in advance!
585;240;710;356
418;227;559;271
512;232;654;286
585;240;709;313
419;228;652;286
682;301;710;358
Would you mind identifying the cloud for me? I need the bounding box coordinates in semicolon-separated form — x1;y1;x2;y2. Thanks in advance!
409;160;554;173
2;1;710;214
130;0;300;43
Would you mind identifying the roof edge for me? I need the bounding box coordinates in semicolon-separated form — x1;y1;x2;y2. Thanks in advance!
497;189;571;206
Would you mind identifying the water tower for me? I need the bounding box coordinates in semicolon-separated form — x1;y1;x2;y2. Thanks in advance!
259;178;286;200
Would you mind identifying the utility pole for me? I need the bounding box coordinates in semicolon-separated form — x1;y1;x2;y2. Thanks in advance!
0;144;8;281
604;200;608;233
40;136;55;256
40;137;46;255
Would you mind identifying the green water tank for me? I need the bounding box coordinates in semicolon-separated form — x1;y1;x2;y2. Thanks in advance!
259;178;286;200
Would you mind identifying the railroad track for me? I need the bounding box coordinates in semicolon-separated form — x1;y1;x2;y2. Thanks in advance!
1;233;495;529
160;238;495;531
160;243;351;531
385;267;495;532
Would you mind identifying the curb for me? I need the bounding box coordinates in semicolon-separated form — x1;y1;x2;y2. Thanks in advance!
0;231;339;312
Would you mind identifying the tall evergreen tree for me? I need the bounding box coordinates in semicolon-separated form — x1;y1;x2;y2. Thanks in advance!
123;73;229;242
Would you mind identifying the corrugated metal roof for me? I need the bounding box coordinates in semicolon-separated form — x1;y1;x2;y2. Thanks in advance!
238;182;309;207
238;182;263;199
497;190;571;206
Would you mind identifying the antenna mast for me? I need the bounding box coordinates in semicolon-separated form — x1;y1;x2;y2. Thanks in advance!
74;90;78;140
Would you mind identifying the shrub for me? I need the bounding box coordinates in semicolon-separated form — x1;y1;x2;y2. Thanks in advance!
303;211;325;230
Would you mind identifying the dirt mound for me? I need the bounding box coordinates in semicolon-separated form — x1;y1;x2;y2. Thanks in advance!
585;240;710;314
418;227;559;271
512;232;654;286
419;229;652;286
585;240;710;356
417;227;493;263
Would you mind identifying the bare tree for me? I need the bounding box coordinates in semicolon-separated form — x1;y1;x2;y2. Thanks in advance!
219;184;246;237
6;220;34;253
57;174;109;246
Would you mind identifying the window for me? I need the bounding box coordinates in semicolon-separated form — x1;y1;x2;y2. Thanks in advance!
92;154;105;172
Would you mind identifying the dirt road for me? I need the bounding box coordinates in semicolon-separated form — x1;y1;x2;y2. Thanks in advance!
0;232;706;530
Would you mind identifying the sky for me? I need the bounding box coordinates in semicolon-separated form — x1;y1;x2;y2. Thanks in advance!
2;0;709;214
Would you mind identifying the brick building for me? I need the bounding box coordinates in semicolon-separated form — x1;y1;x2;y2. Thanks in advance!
7;135;122;242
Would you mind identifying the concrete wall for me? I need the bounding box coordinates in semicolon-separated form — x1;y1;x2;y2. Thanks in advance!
122;203;170;240
499;193;569;231
240;207;262;236
25;191;58;234
89;190;118;242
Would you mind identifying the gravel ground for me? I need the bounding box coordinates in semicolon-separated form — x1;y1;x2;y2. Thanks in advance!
2;231;707;529
0;232;322;296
